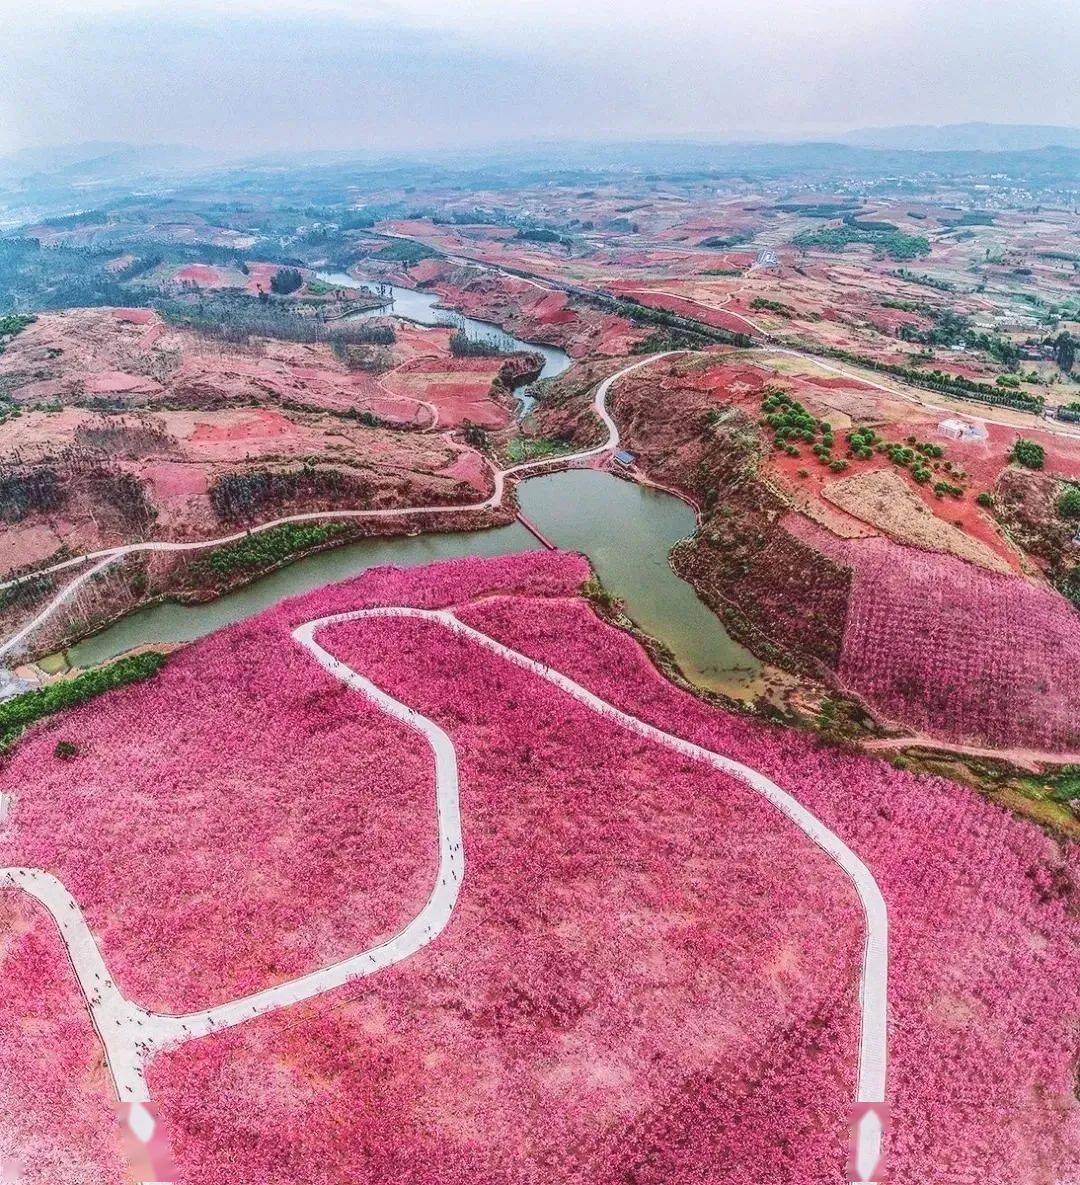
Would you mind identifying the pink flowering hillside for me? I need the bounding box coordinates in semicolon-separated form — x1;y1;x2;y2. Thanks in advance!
0;550;589;1020
2;550;1076;1185
787;516;1080;753
0;610;441;1016
151;605;862;1185
456;593;1080;1185
0;897;125;1184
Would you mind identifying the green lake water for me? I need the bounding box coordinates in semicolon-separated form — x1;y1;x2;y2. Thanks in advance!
66;470;761;697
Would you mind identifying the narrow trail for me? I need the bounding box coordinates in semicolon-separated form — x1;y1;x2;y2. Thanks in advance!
0;604;888;1183
514;512;557;550
862;732;1080;774
0;352;676;663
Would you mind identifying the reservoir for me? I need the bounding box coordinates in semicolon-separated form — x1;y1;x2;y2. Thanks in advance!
55;279;759;696
66;470;761;697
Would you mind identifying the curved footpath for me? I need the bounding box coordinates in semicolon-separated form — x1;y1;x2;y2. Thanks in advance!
0;605;887;1183
0;352;674;663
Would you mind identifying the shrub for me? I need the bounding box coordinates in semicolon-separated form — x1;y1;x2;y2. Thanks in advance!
269;267;303;295
1011;438;1045;470
450;330;512;357
376;239;438;265
192;521;351;579
0;312;35;338
1057;486;1080;519
350;322;396;345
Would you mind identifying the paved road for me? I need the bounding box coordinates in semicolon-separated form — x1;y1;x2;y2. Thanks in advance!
382;235;1080;442
0;603;887;1182
0;353;678;662
4;301;1074;666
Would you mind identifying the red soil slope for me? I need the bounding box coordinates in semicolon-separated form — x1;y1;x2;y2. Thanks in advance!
0;309;505;573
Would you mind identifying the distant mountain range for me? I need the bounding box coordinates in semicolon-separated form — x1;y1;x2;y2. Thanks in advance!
840;123;1080;152
0;142;231;185
1;127;1077;224
6;125;1080;188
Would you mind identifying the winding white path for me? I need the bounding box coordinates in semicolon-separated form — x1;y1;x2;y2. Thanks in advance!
0;353;674;663
0;605;888;1182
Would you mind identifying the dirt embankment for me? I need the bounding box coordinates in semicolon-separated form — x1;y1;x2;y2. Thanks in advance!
993;467;1080;594
406;258;646;358
535;355;854;673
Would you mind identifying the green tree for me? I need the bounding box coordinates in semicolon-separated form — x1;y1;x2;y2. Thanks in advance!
1058;486;1080;519
270;267;304;295
1011;438;1045;470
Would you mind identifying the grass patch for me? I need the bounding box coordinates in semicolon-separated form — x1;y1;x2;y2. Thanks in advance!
1018;766;1080;804
505;437;576;464
0;652;168;750
192;522;351;580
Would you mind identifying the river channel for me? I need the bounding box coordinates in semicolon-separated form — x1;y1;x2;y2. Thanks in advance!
60;276;760;694
316;271;570;387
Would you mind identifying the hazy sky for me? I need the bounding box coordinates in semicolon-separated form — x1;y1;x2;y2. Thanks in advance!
1;0;1077;155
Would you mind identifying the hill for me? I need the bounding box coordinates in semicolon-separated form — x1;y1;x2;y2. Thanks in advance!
841;122;1080;152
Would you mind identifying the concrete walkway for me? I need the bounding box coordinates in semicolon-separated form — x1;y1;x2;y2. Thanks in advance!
0;604;887;1182
0;353;677;662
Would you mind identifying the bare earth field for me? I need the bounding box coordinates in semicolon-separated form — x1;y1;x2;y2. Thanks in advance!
0;309;520;574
